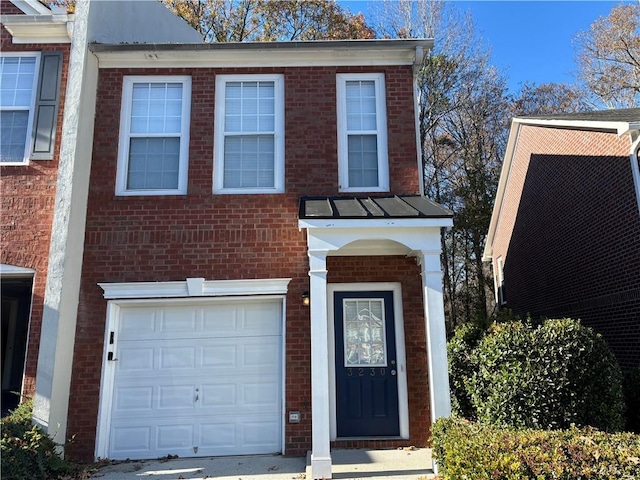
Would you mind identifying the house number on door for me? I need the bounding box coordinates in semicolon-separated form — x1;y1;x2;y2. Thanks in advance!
347;367;387;376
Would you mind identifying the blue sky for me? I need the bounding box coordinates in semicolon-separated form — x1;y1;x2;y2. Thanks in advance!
340;1;631;94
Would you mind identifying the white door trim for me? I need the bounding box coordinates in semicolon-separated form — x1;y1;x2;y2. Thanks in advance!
95;294;287;460
327;282;409;440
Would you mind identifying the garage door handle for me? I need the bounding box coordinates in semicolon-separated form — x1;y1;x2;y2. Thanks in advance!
194;394;199;403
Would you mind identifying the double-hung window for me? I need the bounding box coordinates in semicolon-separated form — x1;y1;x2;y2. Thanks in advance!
116;76;191;196
1;52;62;165
336;73;389;192
214;74;284;194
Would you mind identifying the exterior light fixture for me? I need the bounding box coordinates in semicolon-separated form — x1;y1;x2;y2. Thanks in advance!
302;291;310;307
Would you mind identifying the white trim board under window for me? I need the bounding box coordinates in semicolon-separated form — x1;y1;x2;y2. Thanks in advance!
336;73;389;193
116;76;191;196
0;53;40;165
214;74;285;194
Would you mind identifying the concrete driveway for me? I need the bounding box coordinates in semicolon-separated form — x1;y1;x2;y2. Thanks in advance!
87;448;435;480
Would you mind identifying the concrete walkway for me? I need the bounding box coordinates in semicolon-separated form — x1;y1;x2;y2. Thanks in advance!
88;448;435;480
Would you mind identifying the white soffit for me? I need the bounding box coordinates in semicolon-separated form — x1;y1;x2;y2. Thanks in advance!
99;278;291;299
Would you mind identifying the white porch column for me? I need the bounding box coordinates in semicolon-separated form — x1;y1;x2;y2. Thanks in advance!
419;250;451;423
308;249;332;480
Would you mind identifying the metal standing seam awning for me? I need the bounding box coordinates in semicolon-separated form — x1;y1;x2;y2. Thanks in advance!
299;195;453;220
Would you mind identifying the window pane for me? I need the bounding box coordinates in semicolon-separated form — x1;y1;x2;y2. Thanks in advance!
127;137;180;190
223;135;274;188
0;111;29;162
0;56;36;107
224;80;274;134
345;80;377;131
343;299;386;367
348;135;378;188
130;82;182;134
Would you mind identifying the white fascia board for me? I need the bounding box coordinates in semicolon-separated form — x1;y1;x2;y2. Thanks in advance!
515;117;635;137
299;217;452;229
91;42;433;69
482;120;522;262
99;278;292;300
1;14;72;43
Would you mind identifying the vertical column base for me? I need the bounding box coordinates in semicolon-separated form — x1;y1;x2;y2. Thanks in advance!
311;454;333;479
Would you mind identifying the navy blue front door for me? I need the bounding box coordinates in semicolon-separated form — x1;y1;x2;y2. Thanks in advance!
334;291;400;437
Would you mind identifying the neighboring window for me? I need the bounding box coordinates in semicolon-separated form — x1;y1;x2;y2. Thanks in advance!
1;52;62;165
214;74;284;194
116;76;191;196
336;73;389;192
496;257;507;306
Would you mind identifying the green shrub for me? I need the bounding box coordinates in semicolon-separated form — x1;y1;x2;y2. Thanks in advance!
447;323;485;419
431;416;640;479
623;367;640;433
470;318;625;431
1;399;78;480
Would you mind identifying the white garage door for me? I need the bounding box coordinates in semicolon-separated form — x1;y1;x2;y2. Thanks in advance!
103;298;283;460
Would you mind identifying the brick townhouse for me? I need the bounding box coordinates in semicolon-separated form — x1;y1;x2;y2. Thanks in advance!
1;2;453;478
484;109;640;370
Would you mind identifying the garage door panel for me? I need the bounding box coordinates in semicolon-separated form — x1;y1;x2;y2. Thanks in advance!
160;306;198;332
110;426;151;455
159;346;196;369
118;347;154;372
157;424;193;450
114;386;154;412
201;384;236;407
158;385;195;409
202;344;236;367
106;299;283;460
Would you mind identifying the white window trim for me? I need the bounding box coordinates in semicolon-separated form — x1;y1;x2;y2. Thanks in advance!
336;72;389;193
115;75;191;196
213;74;285;194
0;52;40;166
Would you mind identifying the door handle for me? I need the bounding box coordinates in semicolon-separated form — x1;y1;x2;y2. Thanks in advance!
391;370;396;376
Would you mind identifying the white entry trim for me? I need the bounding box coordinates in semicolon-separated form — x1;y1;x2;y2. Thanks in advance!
99;278;291;299
327;282;409;440
95;294;288;461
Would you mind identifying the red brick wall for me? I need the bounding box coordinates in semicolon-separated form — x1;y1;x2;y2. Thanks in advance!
65;64;424;460
493;126;640;369
0;26;70;394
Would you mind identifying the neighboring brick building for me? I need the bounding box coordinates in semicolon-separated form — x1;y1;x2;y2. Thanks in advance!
2;2;453;478
484;109;640;370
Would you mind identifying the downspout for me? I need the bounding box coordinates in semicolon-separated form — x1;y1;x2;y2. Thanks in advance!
629;130;640;215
